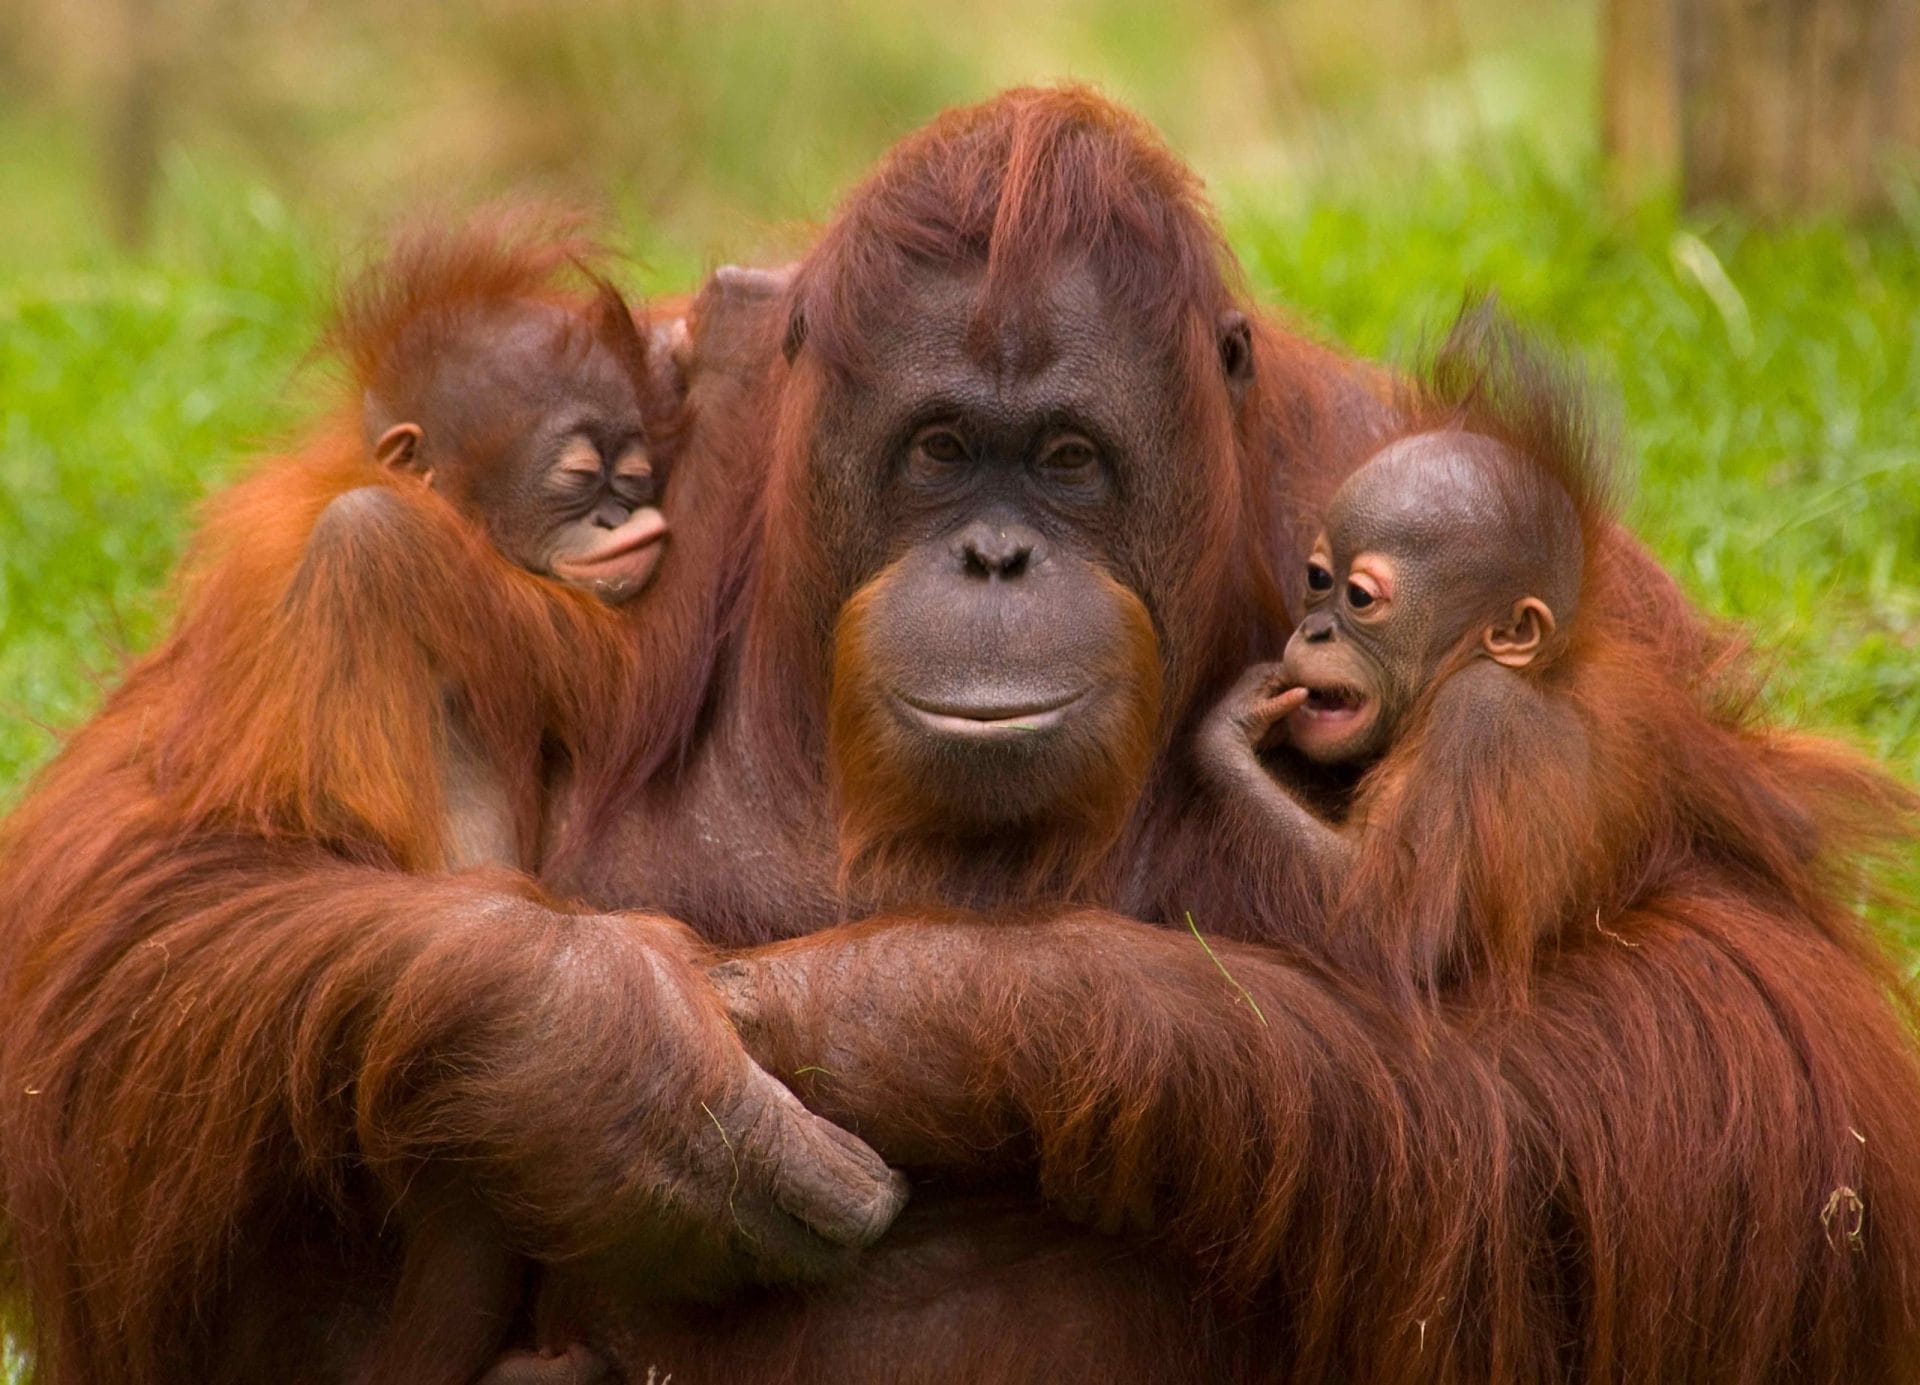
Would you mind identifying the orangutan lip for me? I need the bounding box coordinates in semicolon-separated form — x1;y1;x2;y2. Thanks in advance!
556;514;668;572
551;515;669;583
893;689;1088;738
1296;685;1370;730
1301;685;1363;715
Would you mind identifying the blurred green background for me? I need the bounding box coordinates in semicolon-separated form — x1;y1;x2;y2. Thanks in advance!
0;0;1915;942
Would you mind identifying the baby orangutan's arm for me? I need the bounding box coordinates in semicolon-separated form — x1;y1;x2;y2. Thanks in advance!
1196;662;1356;882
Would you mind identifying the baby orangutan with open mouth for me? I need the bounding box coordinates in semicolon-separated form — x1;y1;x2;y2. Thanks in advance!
1200;306;1597;916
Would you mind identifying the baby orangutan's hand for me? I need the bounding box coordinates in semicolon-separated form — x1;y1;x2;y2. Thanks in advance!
1214;661;1309;752
1247;685;1309;746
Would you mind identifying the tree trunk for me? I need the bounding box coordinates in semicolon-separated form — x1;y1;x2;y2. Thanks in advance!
1603;0;1920;217
103;0;166;251
1603;0;1684;200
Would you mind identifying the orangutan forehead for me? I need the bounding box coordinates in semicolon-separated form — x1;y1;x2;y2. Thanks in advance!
1328;428;1587;622
399;302;637;419
811;264;1184;456
859;260;1165;382
1329;432;1522;552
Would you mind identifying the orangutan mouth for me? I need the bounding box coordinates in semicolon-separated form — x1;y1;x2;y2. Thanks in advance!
893;688;1089;740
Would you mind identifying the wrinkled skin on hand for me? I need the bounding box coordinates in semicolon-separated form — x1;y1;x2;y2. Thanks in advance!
469;909;908;1294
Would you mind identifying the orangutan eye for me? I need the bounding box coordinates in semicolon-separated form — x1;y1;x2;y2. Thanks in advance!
549;435;604;496
1306;562;1334;593
916;429;967;464
905;426;974;487
611;441;651;478
613;469;656;507
1038;436;1098;475
1346;581;1375;609
550;463;602;497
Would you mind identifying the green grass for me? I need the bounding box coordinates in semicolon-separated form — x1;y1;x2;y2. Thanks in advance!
2;125;1916;949
0;169;326;785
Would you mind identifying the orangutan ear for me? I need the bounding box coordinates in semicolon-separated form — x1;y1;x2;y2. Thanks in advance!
372;422;426;476
1218;309;1253;403
1482;597;1556;668
369;421;421;471
782;304;809;365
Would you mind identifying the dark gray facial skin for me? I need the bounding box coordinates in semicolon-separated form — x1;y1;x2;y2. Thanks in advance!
1280;432;1555;764
375;304;669;603
810;264;1223;822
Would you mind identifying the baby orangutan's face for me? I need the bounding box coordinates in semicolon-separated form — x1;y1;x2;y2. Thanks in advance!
372;303;671;605
1277;433;1558;766
1278;530;1401;764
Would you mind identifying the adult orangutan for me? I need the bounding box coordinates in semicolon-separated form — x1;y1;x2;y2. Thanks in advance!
563;91;1920;1382
2;84;1917;1385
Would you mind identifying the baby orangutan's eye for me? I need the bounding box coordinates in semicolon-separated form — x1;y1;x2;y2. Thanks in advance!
1341;559;1390;616
1306;561;1334;593
551;464;601;497
610;445;655;505
549;436;603;496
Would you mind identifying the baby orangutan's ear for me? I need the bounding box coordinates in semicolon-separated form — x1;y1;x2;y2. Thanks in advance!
373;422;428;481
1482;597;1556;669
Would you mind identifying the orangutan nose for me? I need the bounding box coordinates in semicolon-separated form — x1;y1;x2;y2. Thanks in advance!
956;519;1038;580
1300;610;1336;642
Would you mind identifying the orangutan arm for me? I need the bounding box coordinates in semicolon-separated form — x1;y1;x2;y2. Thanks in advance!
713;910;1410;1286
0;792;901;1380
1194;665;1355;884
712;894;1917;1347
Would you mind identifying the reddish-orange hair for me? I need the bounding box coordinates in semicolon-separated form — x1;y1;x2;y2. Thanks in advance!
721;85;1382;908
330;203;659;429
100;205;697;873
145;442;646;871
790;85;1243;383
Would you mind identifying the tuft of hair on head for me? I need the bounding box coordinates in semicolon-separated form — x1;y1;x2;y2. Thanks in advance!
1396;297;1626;632
1415;296;1623;539
325;200;648;420
788;82;1246;380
